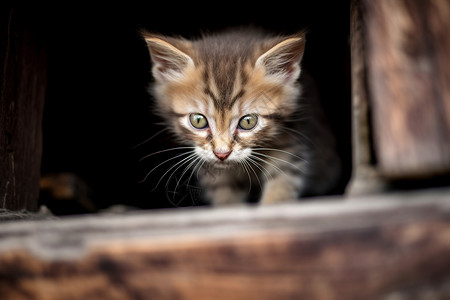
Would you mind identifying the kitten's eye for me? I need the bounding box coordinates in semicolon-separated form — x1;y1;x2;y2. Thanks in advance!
238;114;258;130
189;113;208;129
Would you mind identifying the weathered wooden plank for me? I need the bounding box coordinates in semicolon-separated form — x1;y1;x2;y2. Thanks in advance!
0;9;47;210
347;0;387;195
365;0;450;178
0;189;450;299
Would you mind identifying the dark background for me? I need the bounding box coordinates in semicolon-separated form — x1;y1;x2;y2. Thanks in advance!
38;3;351;212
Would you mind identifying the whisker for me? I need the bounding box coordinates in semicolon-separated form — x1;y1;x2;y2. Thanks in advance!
139;146;196;162
249;154;288;178
150;152;196;191
278;128;302;143
195;158;208;180
252;148;308;163
252;151;304;174
180;158;207;206
165;187;189;208
279;127;316;148
279;128;306;143
246;156;272;182
188;156;206;184
131;128;169;149
244;159;263;192
179;155;201;185
164;153;198;189
139;151;192;183
165;157;202;208
239;160;252;195
282;109;311;123
171;155;202;201
283;116;309;123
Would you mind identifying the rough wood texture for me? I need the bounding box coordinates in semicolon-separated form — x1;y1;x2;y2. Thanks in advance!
1;189;450;299
365;0;450;179
347;0;387;195
0;9;47;210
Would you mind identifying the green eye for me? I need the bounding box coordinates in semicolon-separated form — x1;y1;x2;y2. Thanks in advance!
238;114;258;130
189;113;208;129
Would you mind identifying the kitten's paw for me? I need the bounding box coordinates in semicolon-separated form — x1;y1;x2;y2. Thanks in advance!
259;177;303;205
209;188;247;206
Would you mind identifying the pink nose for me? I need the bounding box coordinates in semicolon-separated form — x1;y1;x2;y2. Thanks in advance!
214;150;232;161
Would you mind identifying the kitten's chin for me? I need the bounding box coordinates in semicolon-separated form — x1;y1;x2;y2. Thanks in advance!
208;160;232;170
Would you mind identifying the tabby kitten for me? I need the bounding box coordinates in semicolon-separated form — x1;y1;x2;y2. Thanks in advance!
142;28;340;205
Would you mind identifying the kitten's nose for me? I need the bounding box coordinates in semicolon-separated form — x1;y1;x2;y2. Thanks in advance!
214;150;232;161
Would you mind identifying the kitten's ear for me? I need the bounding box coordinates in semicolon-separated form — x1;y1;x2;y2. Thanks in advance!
255;32;306;84
142;32;194;82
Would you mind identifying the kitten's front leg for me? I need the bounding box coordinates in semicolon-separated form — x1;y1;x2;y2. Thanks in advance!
206;185;248;205
260;174;303;204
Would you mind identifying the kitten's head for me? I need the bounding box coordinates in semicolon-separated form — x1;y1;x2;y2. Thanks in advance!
143;29;305;167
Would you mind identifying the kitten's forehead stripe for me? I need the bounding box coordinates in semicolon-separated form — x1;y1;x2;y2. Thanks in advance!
204;65;239;111
204;87;220;108
228;89;245;109
195;30;267;111
202;62;246;111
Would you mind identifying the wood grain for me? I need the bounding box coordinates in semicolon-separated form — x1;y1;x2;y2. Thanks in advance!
0;9;47;210
347;0;387;195
1;189;450;299
365;0;450;178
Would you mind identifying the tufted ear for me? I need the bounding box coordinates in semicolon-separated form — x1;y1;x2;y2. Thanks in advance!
255;32;306;84
142;32;194;83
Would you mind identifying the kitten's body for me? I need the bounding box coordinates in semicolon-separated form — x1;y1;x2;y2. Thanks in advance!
142;29;340;205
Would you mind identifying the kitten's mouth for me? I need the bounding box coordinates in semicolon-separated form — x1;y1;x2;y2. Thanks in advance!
208;159;233;170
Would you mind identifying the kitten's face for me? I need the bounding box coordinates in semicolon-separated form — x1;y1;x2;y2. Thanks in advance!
143;30;305;168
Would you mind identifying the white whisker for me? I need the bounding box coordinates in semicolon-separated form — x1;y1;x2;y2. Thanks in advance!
239;160;252;194
195;158;207;180
188;156;206;184
171;154;202;201
139;146;196;162
244;159;263;192
131;128;169;149
252;151;304;173
252;148;308;163
165;156;203;207
246;156;272;182
140;151;192;183
249;153;288;178
164;153;198;189
151;152;197;191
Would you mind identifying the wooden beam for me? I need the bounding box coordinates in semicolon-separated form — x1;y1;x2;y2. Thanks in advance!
1;189;450;299
0;9;47;210
365;0;450;179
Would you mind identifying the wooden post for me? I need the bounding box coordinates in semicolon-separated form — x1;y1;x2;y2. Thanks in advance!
0;9;47;211
365;0;450;179
347;0;387;195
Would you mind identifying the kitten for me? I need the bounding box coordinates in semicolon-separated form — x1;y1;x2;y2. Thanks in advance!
141;28;341;205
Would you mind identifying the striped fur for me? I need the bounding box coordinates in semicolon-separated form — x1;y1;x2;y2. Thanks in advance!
143;28;341;205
